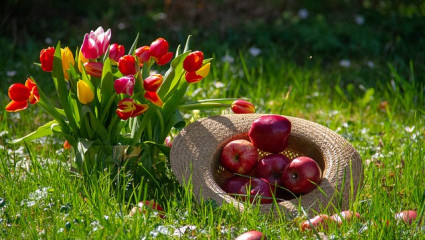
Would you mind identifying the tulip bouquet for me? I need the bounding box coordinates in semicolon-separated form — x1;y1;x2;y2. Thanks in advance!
6;27;255;181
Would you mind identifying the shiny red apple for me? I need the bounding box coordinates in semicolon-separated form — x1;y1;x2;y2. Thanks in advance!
239;178;275;204
248;115;291;153
281;156;322;195
395;210;418;225
255;154;291;186
222;175;249;195
331;210;361;225
220;139;259;174
301;214;330;231
235;230;266;240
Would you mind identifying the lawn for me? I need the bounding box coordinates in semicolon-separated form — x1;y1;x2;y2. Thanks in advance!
1;1;425;239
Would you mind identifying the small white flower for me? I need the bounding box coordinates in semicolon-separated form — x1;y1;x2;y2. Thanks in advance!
248;47;262;57
0;130;8;137
339;59;351;68
6;70;17;77
367;61;375;68
221;55;234;63
298;8;309;19
213;81;225;88
405;126;415;133
117;22;126;30
45;37;53;45
355;15;365;25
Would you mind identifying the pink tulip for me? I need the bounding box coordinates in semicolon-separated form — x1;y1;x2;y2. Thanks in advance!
114;75;135;96
81;26;111;59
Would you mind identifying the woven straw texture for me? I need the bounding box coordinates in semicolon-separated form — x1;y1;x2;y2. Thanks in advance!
170;114;363;216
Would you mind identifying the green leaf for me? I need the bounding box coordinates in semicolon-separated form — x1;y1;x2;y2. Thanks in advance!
183;35;192;53
51;42;79;134
143;141;171;159
128;33;139;55
100;58;115;114
9;120;59;144
158;52;189;100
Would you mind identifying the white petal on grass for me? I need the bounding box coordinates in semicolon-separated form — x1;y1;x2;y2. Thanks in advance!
0;130;8;137
298;8;309;19
150;225;171;237
213;81;225;88
248;47;262;57
173;225;197;237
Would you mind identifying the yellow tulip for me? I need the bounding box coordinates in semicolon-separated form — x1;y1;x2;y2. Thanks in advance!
61;47;75;81
77;80;94;104
78;50;88;73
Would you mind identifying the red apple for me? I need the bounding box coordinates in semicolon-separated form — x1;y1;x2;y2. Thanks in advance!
281;156;321;195
255;154;291;186
220;139;259;174
239;178;275;204
129;200;165;218
222;175;249;195
331;210;361;225
301;214;330;231
395;210;418;225
248;115;291;153
235;230;266;240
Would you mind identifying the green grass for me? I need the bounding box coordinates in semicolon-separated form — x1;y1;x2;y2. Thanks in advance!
1;48;424;238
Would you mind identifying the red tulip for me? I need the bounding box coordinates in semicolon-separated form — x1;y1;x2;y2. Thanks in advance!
149;38;173;66
116;99;149;120
114;75;135;96
109;43;125;63
183;51;204;72
40;47;55;72
143;74;163;92
63;140;72;150
84;62;103;78
231;100;255;114
118;55;137;75
185;62;210;83
135;46;151;66
6;78;39;112
144;91;163;107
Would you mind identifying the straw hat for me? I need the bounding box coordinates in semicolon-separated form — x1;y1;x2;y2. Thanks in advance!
170;114;362;216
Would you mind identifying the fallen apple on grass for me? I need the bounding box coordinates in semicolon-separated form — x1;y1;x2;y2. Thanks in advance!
301;214;330;231
255;154;291;186
239;178;275;204
235;230;266;240
395;210;418;225
331;210;361;225
281;156;322;195
249;115;291;153
220;139;259;174
129;200;165;219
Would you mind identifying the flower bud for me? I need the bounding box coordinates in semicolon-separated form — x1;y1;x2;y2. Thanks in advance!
84;62;103;78
77;80;94;104
61;47;75;81
183;51;204;72
109;43;125;63
143;74;163;92
135;46;150;66
231;100;255;114
40;47;55;72
118;55;137;75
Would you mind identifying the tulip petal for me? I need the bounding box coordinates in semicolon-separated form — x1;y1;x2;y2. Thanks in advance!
144;91;163;107
8;83;30;102
77;80;94;104
84;62;103;78
196;63;210;78
143;74;163;92
231;100;255;114
6;100;28;112
185;71;203;83
149;38;169;60
131;102;149;117
183;51;204;72
114;75;135;95
156;52;173;66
